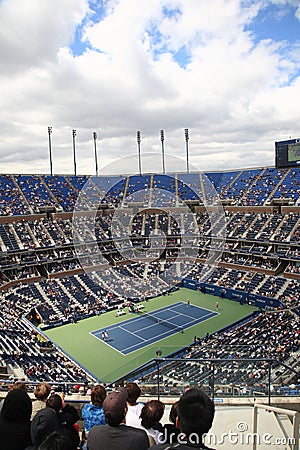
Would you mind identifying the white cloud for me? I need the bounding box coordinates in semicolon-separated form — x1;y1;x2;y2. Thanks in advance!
0;0;299;174
0;0;89;73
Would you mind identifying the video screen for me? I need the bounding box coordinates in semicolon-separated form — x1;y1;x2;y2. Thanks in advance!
275;139;300;168
288;143;300;162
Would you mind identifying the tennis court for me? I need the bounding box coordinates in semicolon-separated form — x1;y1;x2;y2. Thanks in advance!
45;288;256;381
90;301;218;354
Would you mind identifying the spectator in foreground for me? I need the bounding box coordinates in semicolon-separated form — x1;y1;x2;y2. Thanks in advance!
125;382;144;427
87;387;149;450
28;394;62;449
29;394;79;450
0;388;32;450
31;382;51;419
162;401;180;444
139;400;165;444
0;381;28;414
81;384;106;446
37;430;77;450
153;388;215;449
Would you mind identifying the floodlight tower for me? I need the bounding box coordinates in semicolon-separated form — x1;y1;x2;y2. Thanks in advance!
48;126;53;176
93;131;99;176
160;129;166;174
185;128;190;173
72;129;77;176
137;131;142;175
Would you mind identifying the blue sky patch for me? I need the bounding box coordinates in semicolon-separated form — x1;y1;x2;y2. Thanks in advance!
70;24;90;56
173;45;191;68
70;1;109;56
246;4;300;44
162;5;181;20
145;22;168;59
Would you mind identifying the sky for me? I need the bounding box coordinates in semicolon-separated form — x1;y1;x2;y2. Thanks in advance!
0;0;300;175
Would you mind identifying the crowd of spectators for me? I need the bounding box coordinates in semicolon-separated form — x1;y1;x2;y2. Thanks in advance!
0;286;91;383
0;380;219;450
0;168;299;216
1;203;298;326
83;382;214;450
135;310;300;395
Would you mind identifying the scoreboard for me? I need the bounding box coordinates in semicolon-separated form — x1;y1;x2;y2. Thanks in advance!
275;138;300;168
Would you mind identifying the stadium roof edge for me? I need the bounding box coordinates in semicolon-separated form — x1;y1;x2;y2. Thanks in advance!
0;166;278;177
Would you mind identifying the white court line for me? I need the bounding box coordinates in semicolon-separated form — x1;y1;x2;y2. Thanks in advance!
179;311;218;328
119;324;150;342
152;302;218;325
123;324;183;353
88;331;125;355
170;307;218;322
117;316;184;352
172;301;217;315
156;309;218;330
90;318;173;354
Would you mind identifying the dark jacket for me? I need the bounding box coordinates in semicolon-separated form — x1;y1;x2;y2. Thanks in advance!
162;423;181;444
87;423;149;450
0;389;32;450
30;407;59;449
27;404;80;450
150;432;215;450
151;443;215;449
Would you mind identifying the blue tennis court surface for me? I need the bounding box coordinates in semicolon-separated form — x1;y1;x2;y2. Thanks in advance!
90;302;218;355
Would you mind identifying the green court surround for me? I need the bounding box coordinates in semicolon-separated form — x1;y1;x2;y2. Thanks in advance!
45;288;256;383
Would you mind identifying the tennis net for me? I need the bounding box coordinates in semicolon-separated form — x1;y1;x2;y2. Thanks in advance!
142;312;183;333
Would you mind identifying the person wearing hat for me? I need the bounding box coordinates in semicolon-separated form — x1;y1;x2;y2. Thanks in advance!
87;387;149;450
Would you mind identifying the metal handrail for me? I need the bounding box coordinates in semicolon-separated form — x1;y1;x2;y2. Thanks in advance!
253;403;299;450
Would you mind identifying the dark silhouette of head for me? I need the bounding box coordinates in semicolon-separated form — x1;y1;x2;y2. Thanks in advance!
1;388;32;422
177;388;215;444
140;400;165;430
46;394;63;414
91;384;106;407
125;382;141;405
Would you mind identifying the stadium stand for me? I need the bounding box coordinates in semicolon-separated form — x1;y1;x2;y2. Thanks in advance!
0;167;298;390
128;309;299;394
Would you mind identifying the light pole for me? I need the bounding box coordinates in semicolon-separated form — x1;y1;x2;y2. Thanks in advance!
160;129;165;174
93;132;98;176
48;126;53;176
137;131;142;175
185;128;190;173
72;129;77;176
